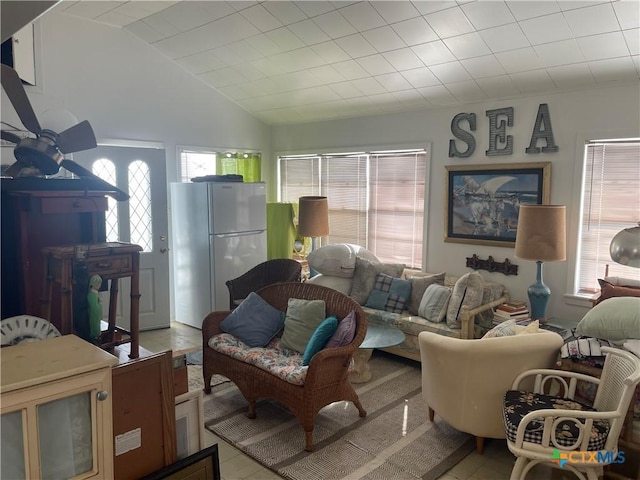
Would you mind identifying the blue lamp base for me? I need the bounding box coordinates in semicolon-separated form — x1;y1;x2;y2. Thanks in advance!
527;260;550;321
309;237;320;277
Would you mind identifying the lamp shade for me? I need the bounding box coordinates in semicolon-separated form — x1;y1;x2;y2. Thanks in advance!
298;196;329;237
515;205;566;262
610;223;640;268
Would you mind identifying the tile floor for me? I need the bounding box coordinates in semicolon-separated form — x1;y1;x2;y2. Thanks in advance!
140;323;573;480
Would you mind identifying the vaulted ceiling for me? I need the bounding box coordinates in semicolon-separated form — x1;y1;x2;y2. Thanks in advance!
54;1;639;125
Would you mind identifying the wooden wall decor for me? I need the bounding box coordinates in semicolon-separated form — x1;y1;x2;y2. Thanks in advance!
466;254;518;276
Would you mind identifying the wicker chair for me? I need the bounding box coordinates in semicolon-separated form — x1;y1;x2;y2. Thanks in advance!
201;282;367;451
225;258;302;309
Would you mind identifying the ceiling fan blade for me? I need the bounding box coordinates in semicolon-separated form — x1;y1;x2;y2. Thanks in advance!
57;120;97;153
1;130;22;144
0;64;41;134
4;162;23;177
61;159;130;201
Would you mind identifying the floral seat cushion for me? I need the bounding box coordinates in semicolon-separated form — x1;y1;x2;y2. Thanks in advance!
503;390;610;451
208;333;308;386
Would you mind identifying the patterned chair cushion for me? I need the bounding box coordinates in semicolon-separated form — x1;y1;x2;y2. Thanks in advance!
503;390;610;451
208;333;308;385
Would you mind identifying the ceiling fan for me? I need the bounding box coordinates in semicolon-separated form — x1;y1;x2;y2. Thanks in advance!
1;64;128;200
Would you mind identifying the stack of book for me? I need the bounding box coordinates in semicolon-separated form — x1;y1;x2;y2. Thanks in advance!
493;301;530;324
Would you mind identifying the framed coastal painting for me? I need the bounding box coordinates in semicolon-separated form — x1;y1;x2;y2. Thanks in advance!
445;162;551;247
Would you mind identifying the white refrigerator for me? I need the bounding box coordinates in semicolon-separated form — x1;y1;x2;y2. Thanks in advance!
170;182;267;328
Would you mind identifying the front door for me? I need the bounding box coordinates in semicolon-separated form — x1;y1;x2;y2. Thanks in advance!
74;145;170;331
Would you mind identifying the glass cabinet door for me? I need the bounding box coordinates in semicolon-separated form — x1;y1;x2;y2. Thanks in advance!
1;410;26;479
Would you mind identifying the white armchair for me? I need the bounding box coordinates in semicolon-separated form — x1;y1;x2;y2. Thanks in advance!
418;330;564;454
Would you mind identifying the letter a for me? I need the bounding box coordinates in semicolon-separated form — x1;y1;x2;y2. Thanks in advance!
525;103;559;154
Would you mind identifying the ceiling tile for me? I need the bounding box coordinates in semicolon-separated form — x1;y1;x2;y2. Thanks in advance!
534;39;585;67
288;19;331;45
356;54;396;76
624;28;640;56
156;1;235;32
461;55;507;78
546;63;595;88
311;41;351;63
293;1;336;18
563;3;620;38
461;1;516;30
443;32;492;59
361;26;406;53
332;59;370;80
339;2;386;31
140;12;181;39
265;27;306;52
509;69;556;93
245;32;284;57
577;31;631;61
309;65;346;83
263;1;307;24
613;1;640;30
425;6;476;38
371;1;421;24
382;48;425;71
589;57;640;82
391;17;439;47
176;50;227;74
475;75;520;97
505;1;561;21
446;79;488;102
480;23;531;53
125;20;167;43
413;1;459;16
198;66;247;88
430;61;472;83
495;47;544;73
226;2;261;13
417;85;459;106
633;55;640;74
412;40;456;66
233;63;267;82
519;13;573;45
391;89;430;107
557;1;609;12
216;83;251;101
329;81;364;98
214;41;264;65
401;66;441;88
59;1;123;20
95;11;141;28
335;34;377;58
375;72;414;92
351;77;386;95
240;4;283;32
313;10;357;38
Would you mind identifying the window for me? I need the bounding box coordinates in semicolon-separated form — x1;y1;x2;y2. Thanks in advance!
576;140;640;295
128;160;153;252
279;149;428;268
91;158;119;242
178;148;262;183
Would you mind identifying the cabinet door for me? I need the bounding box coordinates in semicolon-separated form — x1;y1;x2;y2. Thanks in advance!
1;368;114;480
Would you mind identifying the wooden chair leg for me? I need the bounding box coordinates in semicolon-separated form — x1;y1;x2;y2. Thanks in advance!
428;407;435;422
476;436;485;454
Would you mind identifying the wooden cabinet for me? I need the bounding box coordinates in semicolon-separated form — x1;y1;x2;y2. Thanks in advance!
0;335;118;479
1;179;109;328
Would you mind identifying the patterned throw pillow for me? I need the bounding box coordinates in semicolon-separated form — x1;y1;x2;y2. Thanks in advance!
364;272;412;313
483;320;539;338
349;257;405;305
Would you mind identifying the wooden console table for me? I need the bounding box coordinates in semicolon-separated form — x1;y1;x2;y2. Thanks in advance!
41;242;142;358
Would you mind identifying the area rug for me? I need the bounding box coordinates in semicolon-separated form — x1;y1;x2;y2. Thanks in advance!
190;352;475;480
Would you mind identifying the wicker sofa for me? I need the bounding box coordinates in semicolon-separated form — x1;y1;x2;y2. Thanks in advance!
201;282;367;452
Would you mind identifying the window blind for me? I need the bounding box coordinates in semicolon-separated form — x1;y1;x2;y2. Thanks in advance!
577;141;640;294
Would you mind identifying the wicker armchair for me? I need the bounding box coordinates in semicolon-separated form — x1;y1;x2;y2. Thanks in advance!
201;282;367;451
225;258;302;309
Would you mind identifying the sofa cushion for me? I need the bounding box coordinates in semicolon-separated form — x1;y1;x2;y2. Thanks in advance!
307;274;353;295
219;292;285;347
418;284;451;322
302;315;338;365
365;273;412;313
350;257;405;305
280;298;327;353
446;271;485;329
325;310;356;348
575;297;640;341
307;244;378;278
406;272;446;315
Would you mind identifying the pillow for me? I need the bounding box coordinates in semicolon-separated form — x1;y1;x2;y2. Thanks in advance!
279;298;327;352
595;278;640;305
418;284;452;322
302;315;339;365
365;273;412;313
219;292;285;347
306;274;353;295
575;297;640;341
446;271;485;329
349;257;405;305
406;273;446;315
307;244;378;278
325;310;357;348
514;320;540;335
483;320;540;338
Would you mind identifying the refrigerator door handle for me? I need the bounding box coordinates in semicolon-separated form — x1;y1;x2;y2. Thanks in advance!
215;230;265;238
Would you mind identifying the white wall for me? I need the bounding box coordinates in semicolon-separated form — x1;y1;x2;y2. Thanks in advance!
272;82;640;323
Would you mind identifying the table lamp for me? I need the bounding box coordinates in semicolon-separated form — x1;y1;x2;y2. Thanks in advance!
298;196;329;276
515;205;566;321
610;223;640;268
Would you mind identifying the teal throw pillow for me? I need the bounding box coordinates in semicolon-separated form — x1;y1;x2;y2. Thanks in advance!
279;298;327;353
365;272;412;313
325;310;357;348
219;292;285;347
302;315;339;365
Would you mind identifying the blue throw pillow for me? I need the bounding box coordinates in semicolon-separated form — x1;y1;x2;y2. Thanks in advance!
302;315;339;365
220;292;285;347
365;273;412;313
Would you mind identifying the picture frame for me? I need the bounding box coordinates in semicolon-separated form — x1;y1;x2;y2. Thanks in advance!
175;390;205;460
445;162;551;247
140;444;220;480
